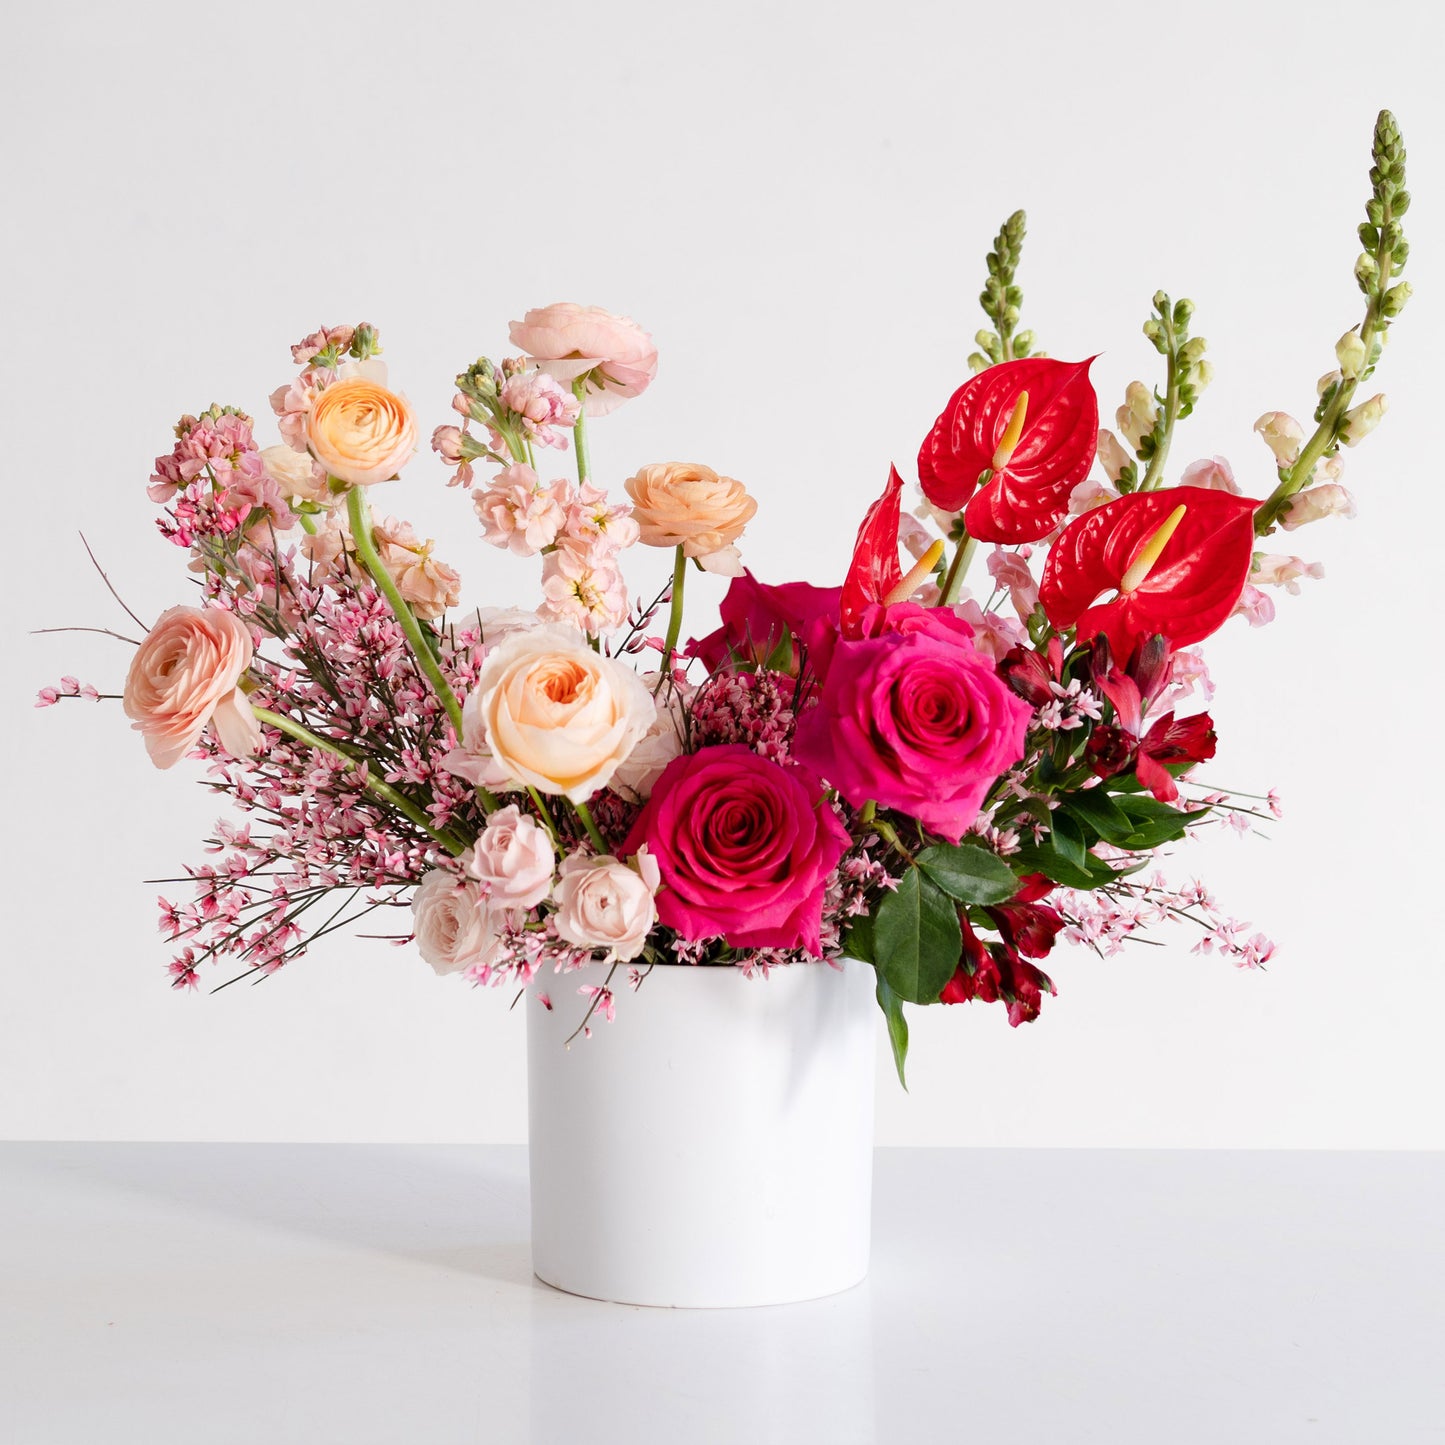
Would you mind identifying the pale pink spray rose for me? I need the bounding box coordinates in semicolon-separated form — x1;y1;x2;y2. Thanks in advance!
1280;483;1357;531
465;805;555;911
411;868;497;976
1179;456;1242;494
1254;412;1305;467
123;605;262;769
552;849;661;962
508;304;658;416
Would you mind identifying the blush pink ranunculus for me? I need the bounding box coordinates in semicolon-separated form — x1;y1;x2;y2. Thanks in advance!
621;745;849;955
791;603;1031;842
123;606;262;769
508;304;658;416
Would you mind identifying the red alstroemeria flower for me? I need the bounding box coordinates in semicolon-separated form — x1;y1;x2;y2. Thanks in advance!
939;874;1061;1025
918;357;1098;543
1039;486;1259;657
1134;711;1217;802
839;466;944;637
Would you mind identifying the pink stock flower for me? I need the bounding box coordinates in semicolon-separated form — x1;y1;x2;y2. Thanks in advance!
508;304;658;416
562;482;641;555
539;547;629;635
431;425;465;464
473;464;572;555
1280;483;1357;530
372;517;461;621
291;325;355;365
123;606;262;769
465;805;555;911
1179;456;1242;494
269;369;335;452
499;369;581;447
621;745;849;955
1252;554;1325;594
792;604;1031;842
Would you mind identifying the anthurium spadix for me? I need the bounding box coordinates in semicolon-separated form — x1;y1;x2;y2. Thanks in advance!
1039;486;1260;656
917;357;1099;542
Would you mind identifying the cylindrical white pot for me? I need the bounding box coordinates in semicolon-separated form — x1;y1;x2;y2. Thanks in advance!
526;957;877;1308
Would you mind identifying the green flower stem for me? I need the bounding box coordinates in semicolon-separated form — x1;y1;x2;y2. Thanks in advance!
574;798;609;854
660;545;688;662
344;486;463;734
939;533;978;606
251;707;468;857
1139;323;1182;493
526;785;560;844
571;378;592;485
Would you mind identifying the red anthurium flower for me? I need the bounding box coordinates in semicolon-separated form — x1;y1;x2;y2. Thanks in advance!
839;466;943;638
917;357;1098;543
1040;486;1259;656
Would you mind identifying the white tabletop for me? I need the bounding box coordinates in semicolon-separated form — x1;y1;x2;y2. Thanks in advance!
1;1145;1440;1444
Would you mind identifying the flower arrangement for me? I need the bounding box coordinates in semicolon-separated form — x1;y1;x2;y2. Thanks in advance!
41;113;1410;1084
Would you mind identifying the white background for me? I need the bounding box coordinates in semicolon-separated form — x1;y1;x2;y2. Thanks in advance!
2;0;1440;1148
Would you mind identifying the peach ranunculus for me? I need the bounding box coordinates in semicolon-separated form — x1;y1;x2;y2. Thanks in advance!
507;304;657;416
123;606;262;769
411;868;498;976
306;375;418;486
623;463;757;576
459;623;654;803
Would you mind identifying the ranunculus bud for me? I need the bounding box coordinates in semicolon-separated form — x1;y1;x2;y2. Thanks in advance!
1116;382;1157;451
1342;393;1388;446
1280;483;1357;531
1096;428;1132;484
1253;412;1305;467
1335;328;1367;379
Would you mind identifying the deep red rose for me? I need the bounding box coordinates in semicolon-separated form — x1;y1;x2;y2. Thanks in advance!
691;571;843;676
621;744;849;954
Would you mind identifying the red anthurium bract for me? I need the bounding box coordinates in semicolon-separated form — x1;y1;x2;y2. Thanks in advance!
917;357;1098;542
1039;486;1259;657
839;465;906;637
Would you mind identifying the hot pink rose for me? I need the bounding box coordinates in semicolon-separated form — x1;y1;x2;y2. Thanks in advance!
123;605;261;769
508;304;657;416
621;745;849;955
792;604;1031;841
690;571;844;675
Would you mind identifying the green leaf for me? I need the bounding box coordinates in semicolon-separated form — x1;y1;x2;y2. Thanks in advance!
843;912;876;965
1048;810;1089;871
1061;788;1134;841
1108;794;1209;850
874;974;909;1090
915;843;1018;906
874;867;963;1005
1013;839;1118;891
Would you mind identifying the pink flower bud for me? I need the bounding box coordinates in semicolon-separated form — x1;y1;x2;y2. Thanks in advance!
1279;483;1357;531
1253;412;1305;467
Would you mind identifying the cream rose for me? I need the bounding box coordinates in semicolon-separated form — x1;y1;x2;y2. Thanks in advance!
465;805;555;911
553;849;660;962
411;868;497;976
623;462;757;574
610;677;690;802
467;624;654;803
259;444;330;505
306;376;418;486
508;303;657;416
123;606;262;769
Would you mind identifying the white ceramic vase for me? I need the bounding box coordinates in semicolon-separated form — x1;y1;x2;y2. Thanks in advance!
526;957;877;1308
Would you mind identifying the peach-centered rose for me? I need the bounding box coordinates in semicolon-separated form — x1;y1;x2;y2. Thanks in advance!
469;623;654;803
508;303;657;416
123;606;261;769
623;463;757;575
306;376;417;486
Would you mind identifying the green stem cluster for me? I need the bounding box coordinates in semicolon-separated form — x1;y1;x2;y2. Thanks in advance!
571;377;592;485
252;706;468;857
1134;292;1207;492
969;210;1038;372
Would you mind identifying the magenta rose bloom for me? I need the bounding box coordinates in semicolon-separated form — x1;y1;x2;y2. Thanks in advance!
690;570;843;675
792;603;1032;841
621;744;849;954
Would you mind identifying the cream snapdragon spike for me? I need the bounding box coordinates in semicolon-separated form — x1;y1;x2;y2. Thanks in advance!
39;113;1410;1077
